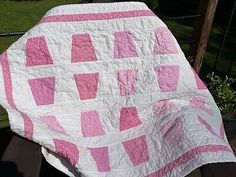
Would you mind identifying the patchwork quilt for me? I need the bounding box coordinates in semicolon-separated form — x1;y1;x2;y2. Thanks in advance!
0;2;235;177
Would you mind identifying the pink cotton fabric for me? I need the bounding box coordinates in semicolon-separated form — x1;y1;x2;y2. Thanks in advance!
0;2;235;177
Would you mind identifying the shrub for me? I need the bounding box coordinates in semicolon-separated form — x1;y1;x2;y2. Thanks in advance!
207;72;236;116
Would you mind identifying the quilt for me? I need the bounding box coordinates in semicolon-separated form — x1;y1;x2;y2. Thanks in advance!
0;2;235;177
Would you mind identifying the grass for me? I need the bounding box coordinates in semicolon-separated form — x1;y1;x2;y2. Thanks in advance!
0;106;8;129
0;0;81;53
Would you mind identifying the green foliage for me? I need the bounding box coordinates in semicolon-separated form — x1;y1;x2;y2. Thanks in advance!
207;72;236;116
145;0;159;11
0;0;81;53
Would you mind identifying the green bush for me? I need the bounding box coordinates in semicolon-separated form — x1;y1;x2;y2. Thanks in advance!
145;0;159;11
207;72;236;116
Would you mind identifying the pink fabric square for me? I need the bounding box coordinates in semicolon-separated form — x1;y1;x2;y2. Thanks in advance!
119;107;142;131
41;115;67;134
192;69;207;89
160;118;183;146
117;69;138;96
220;123;226;139
53;139;79;166
26;36;53;67
28;77;55;106
71;34;97;63
122;135;149;166
74;73;99;100
21;113;34;140
154;27;178;55
197;116;219;137
154;100;178;118
89;147;111;172
81;110;105;137
155;65;179;92
113;31;138;59
189;98;213;115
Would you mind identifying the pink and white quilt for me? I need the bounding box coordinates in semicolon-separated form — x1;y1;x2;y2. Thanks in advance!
0;2;235;177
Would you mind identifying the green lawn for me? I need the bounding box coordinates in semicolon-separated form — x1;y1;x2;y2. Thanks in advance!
0;106;8;128
0;1;235;128
0;0;81;53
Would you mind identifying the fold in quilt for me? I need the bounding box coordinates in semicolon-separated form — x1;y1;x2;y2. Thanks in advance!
0;2;235;177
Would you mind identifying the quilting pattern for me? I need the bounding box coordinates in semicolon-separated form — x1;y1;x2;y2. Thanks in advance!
0;2;235;177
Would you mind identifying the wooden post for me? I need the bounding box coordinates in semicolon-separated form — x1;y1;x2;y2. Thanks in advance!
190;0;218;74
